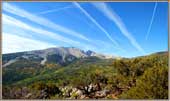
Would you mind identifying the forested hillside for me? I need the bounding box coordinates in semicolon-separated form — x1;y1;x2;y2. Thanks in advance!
2;51;168;99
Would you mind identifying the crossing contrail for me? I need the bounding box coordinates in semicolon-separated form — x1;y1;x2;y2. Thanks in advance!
38;5;73;15
145;2;158;40
73;2;126;52
92;2;145;54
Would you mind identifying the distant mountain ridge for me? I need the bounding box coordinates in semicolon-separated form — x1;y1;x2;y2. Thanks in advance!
3;47;167;68
2;47;118;67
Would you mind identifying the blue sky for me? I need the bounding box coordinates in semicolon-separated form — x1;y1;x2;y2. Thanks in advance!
2;2;168;57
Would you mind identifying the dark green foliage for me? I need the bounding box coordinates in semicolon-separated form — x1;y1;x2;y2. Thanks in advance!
31;82;62;98
119;67;168;99
47;54;77;66
2;59;43;85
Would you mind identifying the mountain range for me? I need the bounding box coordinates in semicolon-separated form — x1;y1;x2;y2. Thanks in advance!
2;47;119;67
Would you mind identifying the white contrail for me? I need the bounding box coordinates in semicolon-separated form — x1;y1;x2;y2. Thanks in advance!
145;2;158;40
3;3;90;42
3;14;80;45
73;2;124;51
92;2;145;54
3;14;100;53
38;5;73;15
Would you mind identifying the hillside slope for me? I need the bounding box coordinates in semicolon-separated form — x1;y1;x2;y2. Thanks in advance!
2;50;168;99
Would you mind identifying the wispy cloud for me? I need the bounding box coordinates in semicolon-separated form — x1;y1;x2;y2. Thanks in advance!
3;14;101;54
2;33;55;54
145;2;157;40
3;22;34;39
73;2;123;50
3;3;90;42
92;3;145;54
3;14;80;45
37;5;74;15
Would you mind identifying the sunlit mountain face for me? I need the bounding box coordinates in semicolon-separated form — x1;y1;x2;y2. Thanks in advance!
2;2;168;99
2;47;119;68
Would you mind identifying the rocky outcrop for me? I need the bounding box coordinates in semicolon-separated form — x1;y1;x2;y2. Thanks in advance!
59;84;114;99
